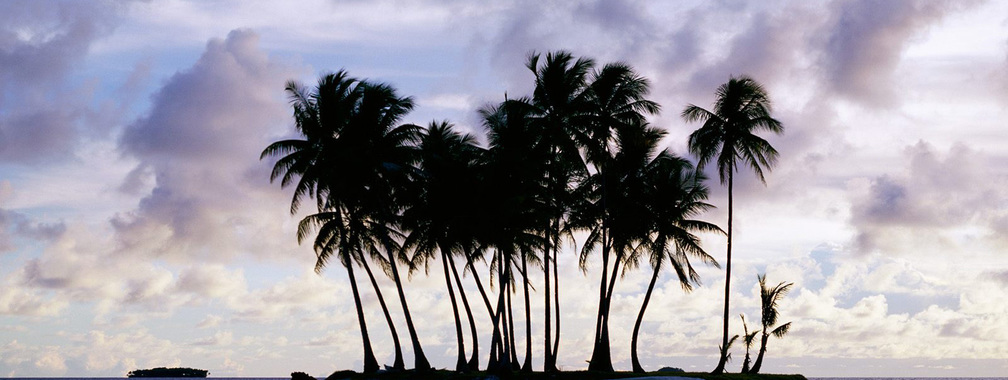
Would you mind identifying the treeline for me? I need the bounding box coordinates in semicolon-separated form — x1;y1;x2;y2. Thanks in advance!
262;50;784;374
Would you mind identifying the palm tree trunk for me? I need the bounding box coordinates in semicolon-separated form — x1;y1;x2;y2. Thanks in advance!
506;273;520;371
588;234;613;372
441;251;467;372
543;227;554;371
521;249;533;372
447;253;480;371
552;239;560;363
345;258;380;373
494;249;511;372
387;252;431;370
359;255;405;371
751;333;768;374
493;281;508;371
460;250;500;369
631;264;661;373
593;253;621;373
712;173;733;374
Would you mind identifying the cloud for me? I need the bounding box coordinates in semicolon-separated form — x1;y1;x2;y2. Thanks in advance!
849;141;1008;256
0;1;127;164
0;286;67;316
817;0;972;104
115;29;304;263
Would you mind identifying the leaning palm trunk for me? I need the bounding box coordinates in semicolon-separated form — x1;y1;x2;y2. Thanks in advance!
751;333;769;373
458;250;501;370
441;250;467;371
506;275;520;370
594;251;622;372
359;256;405;371
387;252;431;370
344;255;380;373
447;254;480;370
588;235;615;372
631;263;661;373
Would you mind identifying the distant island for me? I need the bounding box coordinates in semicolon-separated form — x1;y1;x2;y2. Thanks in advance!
127;367;208;378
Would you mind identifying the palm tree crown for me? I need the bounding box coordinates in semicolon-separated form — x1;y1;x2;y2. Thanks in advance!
683;75;782;184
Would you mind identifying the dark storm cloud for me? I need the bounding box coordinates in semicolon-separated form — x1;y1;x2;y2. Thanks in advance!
818;0;973;104
115;29;297;262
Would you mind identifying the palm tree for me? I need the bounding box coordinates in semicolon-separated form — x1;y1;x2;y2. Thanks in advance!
750;274;793;374
401;121;483;371
578;62;660;373
262;72;401;373
480;99;549;372
338;82;432;371
525;51;594;371
629;153;721;373
740;314;759;373
267;73;432;372
682;75;783;373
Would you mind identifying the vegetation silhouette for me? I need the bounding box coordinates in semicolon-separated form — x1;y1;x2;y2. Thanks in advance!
682;75;784;374
740;314;759;373
262;51;793;377
750;274;794;374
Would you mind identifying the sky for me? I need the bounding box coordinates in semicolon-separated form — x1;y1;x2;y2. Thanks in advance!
2;0;1008;377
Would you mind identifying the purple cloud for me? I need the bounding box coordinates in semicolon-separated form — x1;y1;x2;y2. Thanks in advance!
818;0;972;104
0;1;124;164
115;29;300;262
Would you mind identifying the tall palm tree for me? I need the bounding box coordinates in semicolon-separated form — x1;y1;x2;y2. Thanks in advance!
262;72;400;373
525;51;594;371
340;82;432;371
750;274;793;374
401;121;483;371
480;99;548;372
629;153;721;373
577;62;660;373
682;75;783;373
740;314;759;373
268;73;432;372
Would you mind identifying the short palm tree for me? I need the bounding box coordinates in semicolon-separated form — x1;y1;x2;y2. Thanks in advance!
629;153;721;373
682;75;783;373
750;274;793;374
740;314;759;373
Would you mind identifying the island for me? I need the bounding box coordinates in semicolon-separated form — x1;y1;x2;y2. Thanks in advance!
127;367;209;378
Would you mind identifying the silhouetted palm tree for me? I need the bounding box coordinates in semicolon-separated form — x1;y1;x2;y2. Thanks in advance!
401;121;483;371
578;62;660;373
525;51;594;371
262;72;400;373
338;82;431;371
480;99;548;372
750;274;793;374
682;75;783;373
740;314;759;373
629;153;721;373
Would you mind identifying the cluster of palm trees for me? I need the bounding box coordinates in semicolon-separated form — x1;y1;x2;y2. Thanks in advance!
261;50;784;374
